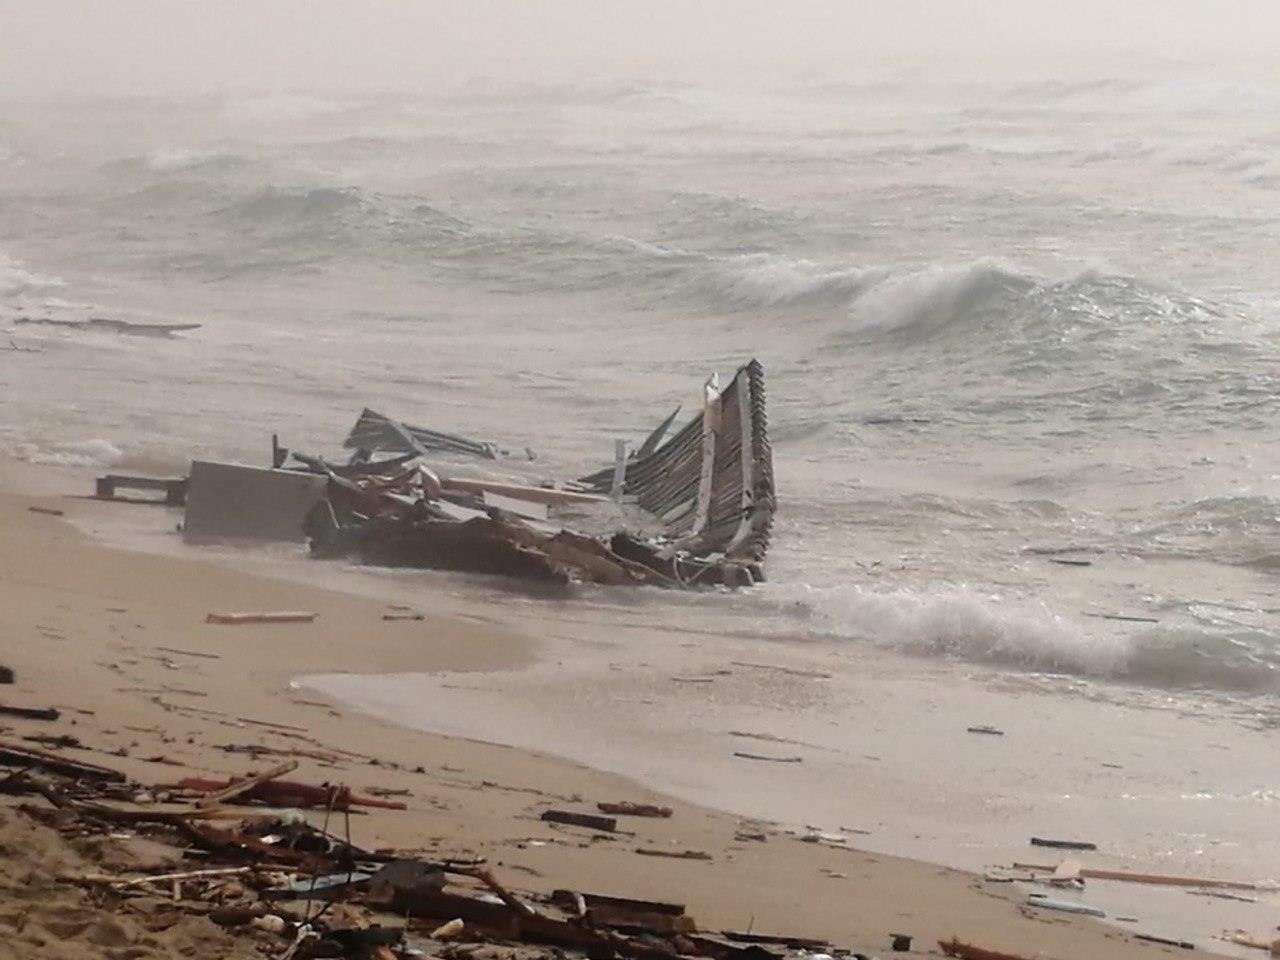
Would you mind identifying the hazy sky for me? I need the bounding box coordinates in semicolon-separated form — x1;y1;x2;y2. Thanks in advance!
3;0;1278;97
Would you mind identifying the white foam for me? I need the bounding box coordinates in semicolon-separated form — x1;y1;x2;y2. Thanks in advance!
774;582;1133;677
16;439;125;468
707;255;1029;333
0;250;63;298
848;260;1026;333
712;254;881;308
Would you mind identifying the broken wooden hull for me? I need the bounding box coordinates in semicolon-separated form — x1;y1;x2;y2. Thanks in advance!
305;360;776;589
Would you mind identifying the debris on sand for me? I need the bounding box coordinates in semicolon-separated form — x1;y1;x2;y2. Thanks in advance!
0;733;863;960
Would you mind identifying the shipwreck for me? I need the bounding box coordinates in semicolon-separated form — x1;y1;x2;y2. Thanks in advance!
171;360;774;588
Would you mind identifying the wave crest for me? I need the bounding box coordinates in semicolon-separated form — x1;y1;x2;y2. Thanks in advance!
693;255;1030;334
770;583;1280;694
0;250;63;298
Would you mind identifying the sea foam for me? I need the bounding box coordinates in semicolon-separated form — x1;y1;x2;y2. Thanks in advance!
0;251;63;298
16;439;125;468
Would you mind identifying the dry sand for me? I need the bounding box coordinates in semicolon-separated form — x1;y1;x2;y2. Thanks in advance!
0;458;1232;959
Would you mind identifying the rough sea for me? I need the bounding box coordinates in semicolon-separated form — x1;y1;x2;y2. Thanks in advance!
3;56;1279;706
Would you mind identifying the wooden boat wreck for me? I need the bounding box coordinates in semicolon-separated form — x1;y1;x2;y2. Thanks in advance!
298;360;775;588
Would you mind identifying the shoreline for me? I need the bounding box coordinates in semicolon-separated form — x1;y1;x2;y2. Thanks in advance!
0;455;1249;958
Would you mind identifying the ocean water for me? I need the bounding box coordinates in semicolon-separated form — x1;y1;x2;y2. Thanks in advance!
2;58;1279;706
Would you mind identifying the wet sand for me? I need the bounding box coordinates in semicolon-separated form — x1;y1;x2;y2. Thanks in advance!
0;456;1257;959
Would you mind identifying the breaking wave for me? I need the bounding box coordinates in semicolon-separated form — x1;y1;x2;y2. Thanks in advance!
771;583;1280;693
691;255;1034;333
0;250;63;298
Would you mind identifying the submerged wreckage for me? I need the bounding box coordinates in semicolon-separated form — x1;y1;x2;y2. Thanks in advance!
171;361;775;588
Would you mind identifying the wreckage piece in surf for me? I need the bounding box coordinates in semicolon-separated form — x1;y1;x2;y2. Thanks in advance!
578;359;775;583
308;361;775;588
344;408;533;461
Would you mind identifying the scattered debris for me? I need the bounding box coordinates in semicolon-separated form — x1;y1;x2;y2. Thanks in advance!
1029;836;1097;851
549;889;694;933
1018;860;1264;890
431;918;466;939
173;772;407;811
733;752;802;763
635;849;712;861
205;611;318;625
382;613;425;621
156;645;221;660
1048;558;1092;567
966;725;1004;736
1188;889;1257;902
540;810;617;832
0;739;127;781
0;704;60;721
596;801;673;818
94;473;188;506
26;505;64;516
719;930;828;950
1134;933;1194;950
345;408;506;460
192;759;299;809
0;726;875;960
1025;893;1105;917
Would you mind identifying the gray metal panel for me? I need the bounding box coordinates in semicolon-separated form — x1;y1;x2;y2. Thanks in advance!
183;461;328;543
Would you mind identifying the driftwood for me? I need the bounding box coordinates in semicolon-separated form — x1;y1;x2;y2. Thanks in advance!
720;931;829;950
733;752;802;763
597;801;673;818
0;740;125;782
68;865;256;888
0;704;60;721
540;809;617;832
1021;860;1263;891
193;760;298;809
206;612;317;625
635;849;712;861
1134;933;1194;949
156;646;221;660
177;774;406;811
1029;836;1096;851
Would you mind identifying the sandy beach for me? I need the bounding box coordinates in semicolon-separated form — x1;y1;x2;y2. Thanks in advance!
0;455;1260;960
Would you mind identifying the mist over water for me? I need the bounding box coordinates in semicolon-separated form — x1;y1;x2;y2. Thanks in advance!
2;53;1279;700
